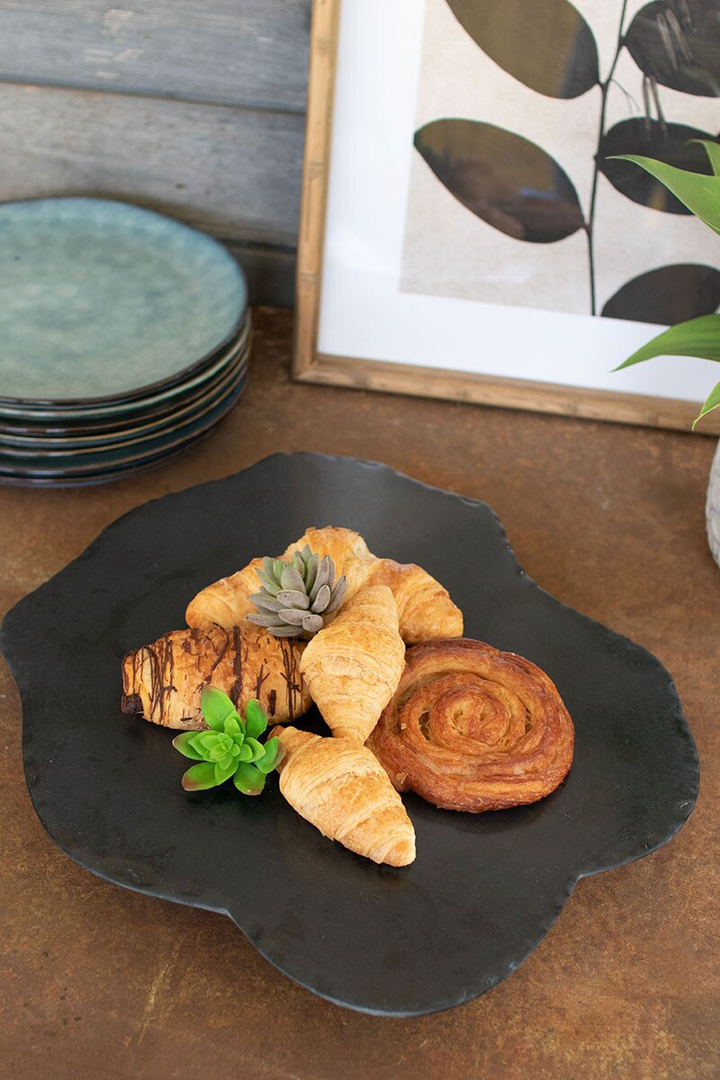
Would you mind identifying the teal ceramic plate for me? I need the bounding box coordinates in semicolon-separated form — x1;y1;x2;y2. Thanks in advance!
0;198;247;406
0;342;249;452
0;315;251;426
0;369;248;484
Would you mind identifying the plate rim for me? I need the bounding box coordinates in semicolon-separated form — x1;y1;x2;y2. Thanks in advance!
0;196;248;409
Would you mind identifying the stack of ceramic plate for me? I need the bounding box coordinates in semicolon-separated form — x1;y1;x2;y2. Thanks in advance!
0;198;250;486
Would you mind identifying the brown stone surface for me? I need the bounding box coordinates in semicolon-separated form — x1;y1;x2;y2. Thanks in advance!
1;308;718;1079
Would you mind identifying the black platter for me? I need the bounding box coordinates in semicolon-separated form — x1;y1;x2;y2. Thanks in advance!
0;453;699;1015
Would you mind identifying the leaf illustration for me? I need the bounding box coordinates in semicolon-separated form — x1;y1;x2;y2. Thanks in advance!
446;0;599;98
414;120;585;243
625;0;720;97
598;119;718;213
602;264;720;324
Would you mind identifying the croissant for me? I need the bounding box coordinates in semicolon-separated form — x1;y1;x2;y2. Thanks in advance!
299;585;405;742
185;525;462;644
273;726;416;866
367;638;574;813
121;624;310;729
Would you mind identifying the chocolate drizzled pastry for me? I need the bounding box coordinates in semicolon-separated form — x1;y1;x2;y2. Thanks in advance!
121;624;310;730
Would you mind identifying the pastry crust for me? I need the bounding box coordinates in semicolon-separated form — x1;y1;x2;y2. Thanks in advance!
367;639;574;813
121;624;310;729
299;585;405;742
185;525;462;644
274;726;416;866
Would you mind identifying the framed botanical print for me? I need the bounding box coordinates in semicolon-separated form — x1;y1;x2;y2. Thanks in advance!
294;0;720;432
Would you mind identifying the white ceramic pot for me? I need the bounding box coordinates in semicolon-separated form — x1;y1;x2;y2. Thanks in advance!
707;440;720;568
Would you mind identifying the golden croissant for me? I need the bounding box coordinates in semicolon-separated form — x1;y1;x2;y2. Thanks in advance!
121;624;310;729
185;525;462;644
273;726;416;866
300;585;405;742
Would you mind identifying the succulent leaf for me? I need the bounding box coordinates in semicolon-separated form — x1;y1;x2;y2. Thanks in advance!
310;556;331;601
238;743;254;762
276;589;310;609
182;762;219;791
244;737;266;763
267;624;306;638
201;686;238;732
233;763;266;795
304;552;319;594
195;731;222;754
214;757;239;785
256;737;285;774
278;608;307;626
172;732;206;761
255;568;281;595
280;565;304;592
324;575;347;615
302;613;324;634
245;699;268;739
310;583;331;614
246;611;288;628
223;714;242;737
248;592;285;613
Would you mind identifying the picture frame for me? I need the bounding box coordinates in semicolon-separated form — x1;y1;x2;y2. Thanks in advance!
293;0;720;434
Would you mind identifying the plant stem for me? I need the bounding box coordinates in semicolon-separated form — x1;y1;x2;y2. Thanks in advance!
587;0;628;316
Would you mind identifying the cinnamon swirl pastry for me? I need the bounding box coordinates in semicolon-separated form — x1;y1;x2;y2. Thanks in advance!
367;639;574;812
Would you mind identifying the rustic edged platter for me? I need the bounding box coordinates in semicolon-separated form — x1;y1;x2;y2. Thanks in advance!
0;453;699;1015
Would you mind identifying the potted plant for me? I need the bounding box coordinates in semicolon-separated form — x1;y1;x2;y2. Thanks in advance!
614;141;720;566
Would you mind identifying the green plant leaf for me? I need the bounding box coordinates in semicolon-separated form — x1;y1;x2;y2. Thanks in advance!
223;714;242;737
694;380;720;429
244;737;265;763
609;155;720;234
193;731;223;756
206;734;234;762
181;762;219;791
238;743;254;762
172;732;206;761
691;140;720;177
256;737;286;775
614;315;720;370
233;763;266;796
244;699;268;739
214;757;239;785
200;686;239;732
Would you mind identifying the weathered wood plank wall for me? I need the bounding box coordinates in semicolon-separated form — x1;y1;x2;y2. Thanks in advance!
0;1;311;304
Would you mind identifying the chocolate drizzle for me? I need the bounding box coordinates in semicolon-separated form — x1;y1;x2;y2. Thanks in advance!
279;639;303;722
229;626;243;706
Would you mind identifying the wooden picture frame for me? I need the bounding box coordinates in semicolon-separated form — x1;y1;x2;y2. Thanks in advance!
293;0;720;435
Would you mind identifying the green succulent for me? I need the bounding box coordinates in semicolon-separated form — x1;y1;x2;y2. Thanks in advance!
246;545;347;638
172;687;284;796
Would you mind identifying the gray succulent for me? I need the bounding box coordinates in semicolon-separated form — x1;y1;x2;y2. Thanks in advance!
247;545;347;638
